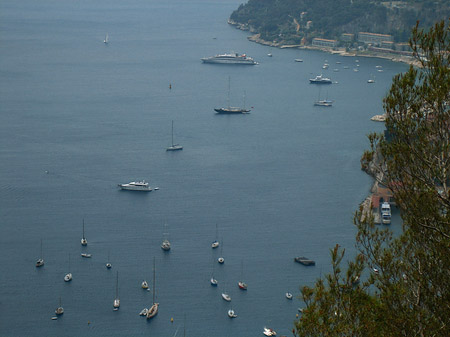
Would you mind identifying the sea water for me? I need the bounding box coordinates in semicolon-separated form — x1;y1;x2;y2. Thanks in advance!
0;0;408;336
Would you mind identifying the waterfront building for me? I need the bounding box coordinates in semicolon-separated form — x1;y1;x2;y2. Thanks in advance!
341;33;354;42
312;38;338;48
358;32;394;46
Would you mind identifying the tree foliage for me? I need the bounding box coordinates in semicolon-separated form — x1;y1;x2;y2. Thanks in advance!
294;19;450;337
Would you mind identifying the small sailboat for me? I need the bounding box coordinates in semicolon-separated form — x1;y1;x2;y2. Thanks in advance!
210;255;218;286
228;308;237;318
104;34;109;44
142;280;149;289
139;308;149;316
214;77;250;114
211;223;219;249
146;258;159;319
64;254;72;282
106;250;112;269
161;223;171;251
55;297;64;315
221;292;231;302
286;292;293;300
217;238;224;264
367;75;375;83
166;120;183;151
238;260;247;290
113;271;120;310
81;219;87;246
81;253;92;258
36;239;44;267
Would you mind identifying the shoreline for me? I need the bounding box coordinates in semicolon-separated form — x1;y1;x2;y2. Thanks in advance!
228;20;420;67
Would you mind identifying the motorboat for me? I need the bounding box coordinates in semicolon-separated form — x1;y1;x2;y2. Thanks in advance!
211;240;219;248
106;262;112;269
218;257;224;264
286;292;293;300
228;309;237;318
294;59;303;62
211;277;218;286
263;327;277;336
139;308;149;316
118;181;153;192
222;293;231;302
161;239;171;251
64;273;72;282
309;74;332;84
81;253;92;258
294;256;315;266
238;281;247;290
142;280;149;289
381;202;391;224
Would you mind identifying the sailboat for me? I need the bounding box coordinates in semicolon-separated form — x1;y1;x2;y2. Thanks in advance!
142;280;149;289
228;306;237;318
221;288;231;302
106;250;112;269
81;219;87;246
238;260;247;290
314;87;333;107
211;223;219;249
104;34;109;44
166;120;183;151
64;254;72;282
55;297;64;315
113;271;120;310
36;239;44;267
214;77;250;114
210;255;218;286
161;223;171;251
217;238;224;264
146;257;159;319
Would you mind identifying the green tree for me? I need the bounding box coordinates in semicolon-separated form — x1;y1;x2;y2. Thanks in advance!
294;19;450;337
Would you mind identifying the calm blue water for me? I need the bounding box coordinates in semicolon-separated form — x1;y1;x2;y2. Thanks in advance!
0;0;407;336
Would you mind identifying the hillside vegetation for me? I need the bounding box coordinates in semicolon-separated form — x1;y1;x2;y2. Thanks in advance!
230;0;450;44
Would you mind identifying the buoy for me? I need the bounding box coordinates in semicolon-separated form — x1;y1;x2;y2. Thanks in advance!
171;317;174;323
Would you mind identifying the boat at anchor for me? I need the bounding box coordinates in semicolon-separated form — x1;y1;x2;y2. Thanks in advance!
118;181;152;192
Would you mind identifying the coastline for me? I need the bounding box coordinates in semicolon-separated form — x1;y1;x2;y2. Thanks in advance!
228;20;421;67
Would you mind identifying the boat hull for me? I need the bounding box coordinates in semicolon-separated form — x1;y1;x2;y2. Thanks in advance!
118;185;152;192
146;303;159;319
166;145;183;151
214;108;250;114
201;58;257;65
294;256;315;266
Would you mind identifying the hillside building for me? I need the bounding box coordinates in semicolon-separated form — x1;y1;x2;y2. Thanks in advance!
312;38;338;48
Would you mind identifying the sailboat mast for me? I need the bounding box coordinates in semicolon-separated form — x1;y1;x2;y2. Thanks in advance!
152;257;156;304
116;271;119;298
171;120;174;147
82;219;85;239
40;239;43;259
227;76;231;109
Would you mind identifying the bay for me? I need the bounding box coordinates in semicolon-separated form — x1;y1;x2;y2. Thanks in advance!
0;0;408;336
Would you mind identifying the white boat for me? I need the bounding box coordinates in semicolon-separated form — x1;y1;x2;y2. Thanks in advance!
64;254;72;282
228;309;237;318
222;292;231;302
201;52;258;65
118;180;153;192
55;297;64;315
142;280;149;289
263;327;277;336
166;120;183;151
267;53;272;57
309;74;332;84
218;238;224;264
81;219;87;246
286;292;293;299
104;34;108;44
210;277;218;286
161;223;171;251
294;59;303;62
113;271;120;310
36;239;44;267
211;223;219;248
146;258;159;319
81;253;92;258
381;201;391;224
314;88;333;107
106;250;112;269
139;308;149;316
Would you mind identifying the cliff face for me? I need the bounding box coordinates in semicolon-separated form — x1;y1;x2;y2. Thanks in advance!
230;0;450;44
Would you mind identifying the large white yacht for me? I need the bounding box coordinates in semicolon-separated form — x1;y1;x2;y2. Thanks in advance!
201;53;258;65
118;181;152;192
